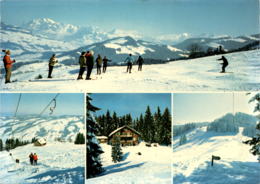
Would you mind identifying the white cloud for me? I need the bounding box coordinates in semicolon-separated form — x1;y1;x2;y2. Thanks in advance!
155;33;191;44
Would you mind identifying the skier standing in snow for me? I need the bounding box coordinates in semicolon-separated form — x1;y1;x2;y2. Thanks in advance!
124;54;134;73
217;56;229;73
2;50;16;84
48;54;58;78
29;153;34;165
96;54;103;75
136;55;144;71
77;52;86;80
102;56;111;73
33;153;38;165
86;51;94;80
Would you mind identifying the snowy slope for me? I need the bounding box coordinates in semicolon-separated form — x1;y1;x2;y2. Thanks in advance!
0;115;84;142
0;143;85;184
87;142;172;184
1;50;259;92
173;127;260;184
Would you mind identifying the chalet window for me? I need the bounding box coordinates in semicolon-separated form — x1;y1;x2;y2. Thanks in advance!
121;137;133;141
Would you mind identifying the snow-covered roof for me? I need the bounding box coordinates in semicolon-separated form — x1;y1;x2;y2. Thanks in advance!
108;125;141;137
96;136;108;139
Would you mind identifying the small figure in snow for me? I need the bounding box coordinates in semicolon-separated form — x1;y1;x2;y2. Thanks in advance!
136;55;144;71
217;56;229;73
2;50;16;84
33;153;38;165
96;54;103;75
77;52;86;80
48;54;58;78
86;50;94;80
29;153;34;165
125;54;134;73
102;56;112;73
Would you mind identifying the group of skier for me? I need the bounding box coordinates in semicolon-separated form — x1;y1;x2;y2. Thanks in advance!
2;49;229;83
29;152;38;166
77;51;112;80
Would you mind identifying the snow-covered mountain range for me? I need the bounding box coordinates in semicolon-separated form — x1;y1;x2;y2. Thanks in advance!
0;115;84;142
1;18;259;63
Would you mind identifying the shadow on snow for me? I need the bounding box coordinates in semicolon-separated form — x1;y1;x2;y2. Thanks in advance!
25;166;84;184
99;161;145;177
173;161;260;184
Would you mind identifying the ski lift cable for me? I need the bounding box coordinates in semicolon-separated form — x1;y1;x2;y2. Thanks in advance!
11;93;22;138
39;93;60;116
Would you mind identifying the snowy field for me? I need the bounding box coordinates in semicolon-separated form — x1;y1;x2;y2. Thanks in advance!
87;142;172;184
0;143;85;184
173;127;260;184
1;50;259;92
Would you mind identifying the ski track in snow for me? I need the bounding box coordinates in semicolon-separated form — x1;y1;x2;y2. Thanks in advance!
0;143;85;184
87;142;172;184
0;50;259;92
173;127;260;184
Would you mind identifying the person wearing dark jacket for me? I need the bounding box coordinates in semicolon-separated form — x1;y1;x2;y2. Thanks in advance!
48;54;58;78
136;56;144;71
77;52;86;80
102;56;111;73
29;153;34;165
217;56;229;73
2;50;15;83
96;54;103;75
86;51;94;80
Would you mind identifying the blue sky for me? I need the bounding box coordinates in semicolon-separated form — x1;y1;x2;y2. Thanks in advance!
173;93;256;125
1;0;258;38
91;93;171;118
0;93;84;116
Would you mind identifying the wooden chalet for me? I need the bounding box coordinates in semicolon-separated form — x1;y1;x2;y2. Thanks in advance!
108;125;141;146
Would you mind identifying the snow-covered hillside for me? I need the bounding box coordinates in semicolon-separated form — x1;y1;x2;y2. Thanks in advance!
1;50;259;92
0;22;75;57
87;142;171;184
0;143;85;184
173;127;260;184
175;34;259;51
0;115;84;142
59;36;185;64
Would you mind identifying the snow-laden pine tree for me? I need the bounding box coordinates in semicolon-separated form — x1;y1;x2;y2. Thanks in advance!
87;95;104;178
111;136;123;163
244;93;260;162
0;139;3;151
179;134;187;146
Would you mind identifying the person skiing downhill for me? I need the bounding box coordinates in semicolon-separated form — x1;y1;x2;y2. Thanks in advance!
124;54;134;73
48;54;58;78
77;52;86;80
86;50;94;80
29;153;34;165
96;54;103;75
2;50;16;83
102;56;111;73
136;55;144;71
217;56;229;73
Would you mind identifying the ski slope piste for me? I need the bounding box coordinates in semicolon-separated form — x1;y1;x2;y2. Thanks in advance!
1;50;259;92
173;127;260;184
87;142;172;184
0;115;85;184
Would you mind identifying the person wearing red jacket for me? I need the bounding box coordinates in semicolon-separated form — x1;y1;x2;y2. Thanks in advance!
33;153;38;165
3;50;15;83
